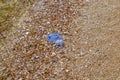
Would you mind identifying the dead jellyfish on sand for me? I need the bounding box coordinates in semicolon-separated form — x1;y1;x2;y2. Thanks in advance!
47;33;64;47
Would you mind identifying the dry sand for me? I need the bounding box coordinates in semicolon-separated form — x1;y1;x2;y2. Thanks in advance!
0;0;120;80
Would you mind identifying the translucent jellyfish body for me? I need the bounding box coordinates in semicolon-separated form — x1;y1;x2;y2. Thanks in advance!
47;33;64;47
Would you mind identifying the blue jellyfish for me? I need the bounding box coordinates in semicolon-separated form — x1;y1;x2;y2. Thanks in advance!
47;33;64;47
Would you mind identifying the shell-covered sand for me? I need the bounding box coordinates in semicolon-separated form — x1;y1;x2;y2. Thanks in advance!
0;0;120;80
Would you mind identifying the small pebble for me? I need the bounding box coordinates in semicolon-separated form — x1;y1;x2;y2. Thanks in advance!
47;33;64;47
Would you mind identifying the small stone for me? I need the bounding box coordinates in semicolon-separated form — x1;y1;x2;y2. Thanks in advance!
86;0;90;2
25;32;29;35
46;21;50;24
65;69;69;72
51;52;56;56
